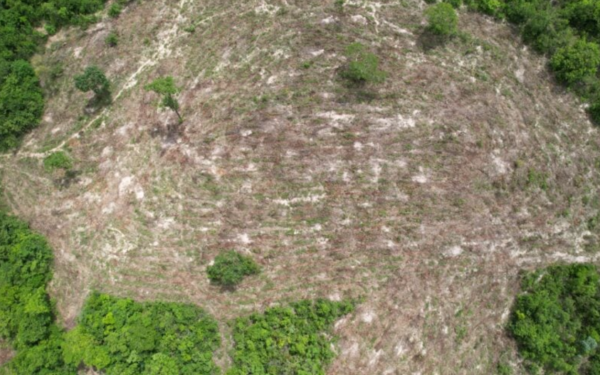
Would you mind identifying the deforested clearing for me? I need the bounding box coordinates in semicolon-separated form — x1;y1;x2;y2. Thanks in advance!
3;0;600;373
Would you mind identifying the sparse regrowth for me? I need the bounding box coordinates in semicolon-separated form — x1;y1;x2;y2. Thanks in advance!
74;66;110;98
509;264;600;374
207;250;260;287
340;43;386;85
145;76;183;123
226;299;355;375
426;3;459;36
105;31;119;47
43;151;73;171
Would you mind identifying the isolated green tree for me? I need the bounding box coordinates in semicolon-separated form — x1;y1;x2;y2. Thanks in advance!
426;3;459;36
207;251;260;287
550;39;600;86
144;76;183;123
74;66;110;98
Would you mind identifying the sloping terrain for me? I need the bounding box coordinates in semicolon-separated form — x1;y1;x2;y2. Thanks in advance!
2;0;600;373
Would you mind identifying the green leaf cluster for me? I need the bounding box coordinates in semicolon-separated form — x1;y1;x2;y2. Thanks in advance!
226;299;355;375
207;250;260;287
340;43;386;85
43;151;73;171
509;264;600;374
63;292;221;375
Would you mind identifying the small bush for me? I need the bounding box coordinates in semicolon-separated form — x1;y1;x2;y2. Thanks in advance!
340;43;386;85
43;151;73;171
108;3;122;18
74;66;110;97
207;251;260;287
426;3;459;36
550;39;600;86
105;31;118;47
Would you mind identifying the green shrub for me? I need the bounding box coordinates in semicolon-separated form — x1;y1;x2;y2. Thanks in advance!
145;76;183;122
509;264;600;374
426;3;459;36
74;66;110;97
226;299;355;375
207;250;260;287
105;31;118;47
108;3;122;18
551;39;600;86
43;151;73;171
476;0;504;17
340;43;386;85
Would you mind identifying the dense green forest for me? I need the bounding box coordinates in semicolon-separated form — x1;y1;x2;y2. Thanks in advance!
0;0;108;150
510;264;600;374
63;293;221;375
227;300;355;375
0;211;73;374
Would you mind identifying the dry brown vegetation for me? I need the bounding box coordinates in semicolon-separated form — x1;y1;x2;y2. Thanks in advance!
2;0;600;373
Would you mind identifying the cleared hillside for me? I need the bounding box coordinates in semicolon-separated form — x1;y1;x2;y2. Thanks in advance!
2;0;600;373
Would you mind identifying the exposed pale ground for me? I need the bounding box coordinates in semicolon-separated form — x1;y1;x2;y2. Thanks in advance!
2;0;600;373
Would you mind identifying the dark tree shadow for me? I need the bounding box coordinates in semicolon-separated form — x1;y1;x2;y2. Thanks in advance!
84;92;112;114
54;169;81;189
417;29;450;52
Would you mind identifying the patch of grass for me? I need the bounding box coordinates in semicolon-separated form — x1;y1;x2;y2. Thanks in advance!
43;151;73;172
526;168;548;191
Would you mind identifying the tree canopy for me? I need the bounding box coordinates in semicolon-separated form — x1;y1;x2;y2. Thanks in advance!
510;264;600;374
74;66;110;97
226;299;355;375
